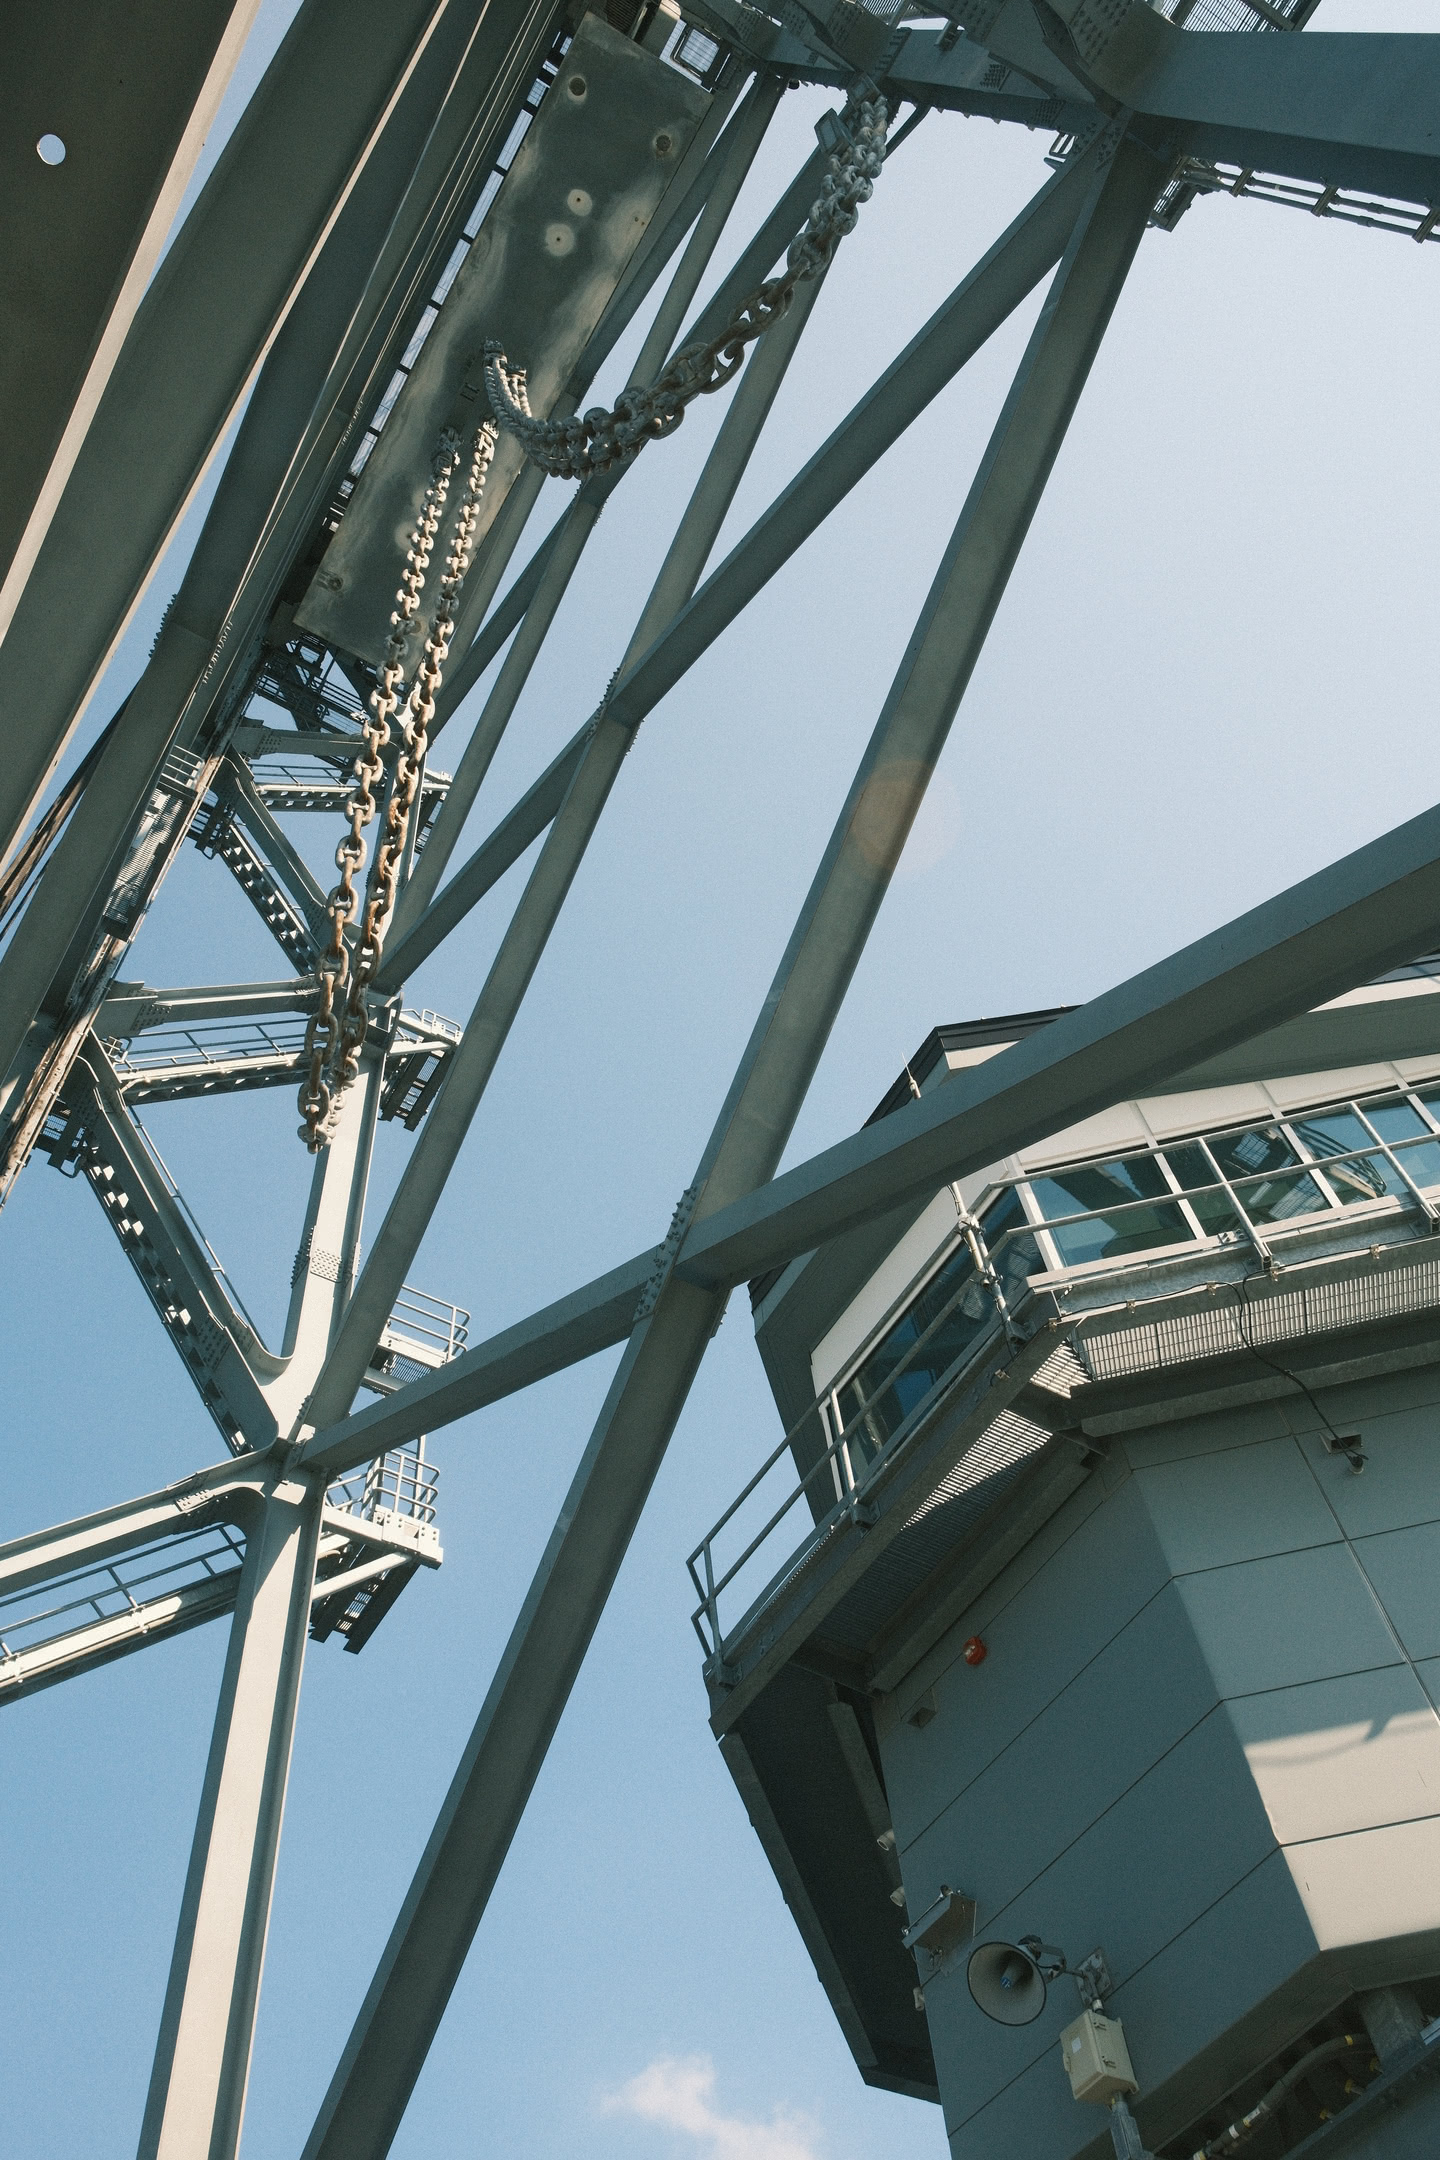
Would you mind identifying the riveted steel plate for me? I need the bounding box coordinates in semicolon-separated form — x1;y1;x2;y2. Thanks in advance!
295;14;709;666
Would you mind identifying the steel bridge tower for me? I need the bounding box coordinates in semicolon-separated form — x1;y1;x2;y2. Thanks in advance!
3;1;1439;2155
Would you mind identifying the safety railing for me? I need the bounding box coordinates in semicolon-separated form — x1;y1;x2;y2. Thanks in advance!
105;1016;309;1074
0;1522;246;1677
688;1212;1024;1668
689;1081;1440;1667
326;1443;440;1529
396;1009;463;1046
375;1285;471;1370
1163;159;1440;244
247;754;358;787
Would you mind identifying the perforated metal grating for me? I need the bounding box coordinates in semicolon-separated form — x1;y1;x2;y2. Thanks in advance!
1083;1253;1440;1383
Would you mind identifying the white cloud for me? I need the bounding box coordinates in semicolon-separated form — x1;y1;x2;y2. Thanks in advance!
601;2054;822;2160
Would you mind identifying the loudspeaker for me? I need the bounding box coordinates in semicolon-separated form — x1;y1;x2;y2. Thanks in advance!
966;1940;1049;2026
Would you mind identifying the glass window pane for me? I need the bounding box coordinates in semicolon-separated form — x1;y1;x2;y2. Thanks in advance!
1027;1152;1190;1264
1392;1137;1440;1190
1207;1123;1298;1180
1036;1199;1194;1267
1027;1151;1171;1220
1365;1097;1429;1143
1312;1151;1405;1204
1413;1089;1440;1133
1232;1169;1330;1225
1292;1108;1371;1156
1290;1111;1402;1202
837;1242;995;1461
1163;1144;1241;1237
979;1185;1043;1304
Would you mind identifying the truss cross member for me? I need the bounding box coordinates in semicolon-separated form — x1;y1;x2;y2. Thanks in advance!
398;73;782;924
305;241;828;1432
299;133;1158;2160
137;1466;323;2160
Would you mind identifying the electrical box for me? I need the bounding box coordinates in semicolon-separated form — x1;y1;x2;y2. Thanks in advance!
901;1886;976;1958
1060;2008;1138;2105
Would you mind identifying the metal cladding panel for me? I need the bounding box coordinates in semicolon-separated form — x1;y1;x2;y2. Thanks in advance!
726;1667;940;2101
296;14;709;664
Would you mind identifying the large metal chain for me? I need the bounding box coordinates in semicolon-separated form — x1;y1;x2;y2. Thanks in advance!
298;420;498;1151
483;93;888;482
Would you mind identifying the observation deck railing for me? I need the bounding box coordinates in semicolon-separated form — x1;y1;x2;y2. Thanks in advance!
689;1077;1440;1671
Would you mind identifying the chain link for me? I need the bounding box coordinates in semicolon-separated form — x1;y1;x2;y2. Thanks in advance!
296;94;885;1148
298;421;498;1151
483;94;888;481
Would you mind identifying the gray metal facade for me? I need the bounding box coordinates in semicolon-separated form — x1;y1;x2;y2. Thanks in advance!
3;0;1440;2153
705;982;1440;2156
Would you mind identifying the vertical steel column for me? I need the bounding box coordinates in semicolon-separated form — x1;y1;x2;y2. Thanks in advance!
299;135;1159;2160
392;73;783;932
137;1467;324;2160
267;1055;385;1431
306;256;828;1429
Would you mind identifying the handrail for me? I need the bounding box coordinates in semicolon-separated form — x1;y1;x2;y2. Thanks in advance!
688;1083;1440;1662
687;1209;1022;1657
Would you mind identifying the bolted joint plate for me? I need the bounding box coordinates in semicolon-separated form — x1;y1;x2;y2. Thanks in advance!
295;16;710;668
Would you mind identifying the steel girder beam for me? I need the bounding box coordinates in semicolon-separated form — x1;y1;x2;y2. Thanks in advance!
137;1470;324;2160
0;0;263;643
377;138;1102;989
61;1049;280;1451
0;0;470;879
428;127;842;736
0;0;562;1080
675;797;1440;1291
98;981;317;1037
625;73;788;405
425;98;820;741
602;131;1102;727
301;1246;656;1475
3;1552;247;1705
425;52;758;678
306;235;835;1431
0;1508;430;1705
563;56;753;396
0;14;739;1163
1080;19;1440;206
424;66;758;676
428;518;567;735
0;1456;269;1606
396;74;784;922
178;0;566;740
1140;38;1440;207
297;137;1158;2160
885;20;1440;207
377;727;591;987
0;0;570;1191
204;758;329;944
308;794;1440;1465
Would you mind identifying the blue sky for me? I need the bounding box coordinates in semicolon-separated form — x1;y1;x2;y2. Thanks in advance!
2;5;1437;2157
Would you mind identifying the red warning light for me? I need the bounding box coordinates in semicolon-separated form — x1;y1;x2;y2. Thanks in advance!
961;1635;987;1666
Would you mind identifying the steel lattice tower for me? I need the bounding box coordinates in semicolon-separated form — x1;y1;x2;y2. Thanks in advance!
3;1;1439;2154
